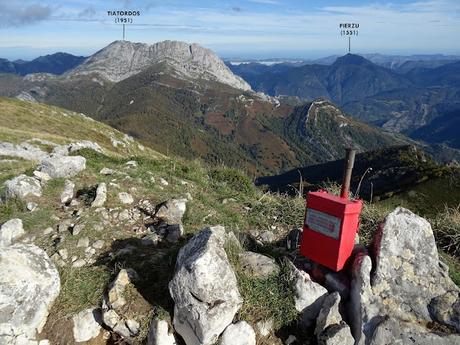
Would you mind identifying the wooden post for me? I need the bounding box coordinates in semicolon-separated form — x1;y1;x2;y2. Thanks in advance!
340;148;356;199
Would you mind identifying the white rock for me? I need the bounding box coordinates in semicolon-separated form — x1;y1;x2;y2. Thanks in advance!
219;321;256;345
26;202;38;212
155;199;187;224
160;178;169;186
4;174;42;199
92;240;105;249
100;167;115;175
118;192;134;204
91;183;107;208
0;244;60;340
255;319;273;337
0;141;48;161
37;155;86;178
72;308;102;342
238;251;279;278
147;319;177;345
315;292;343;336
125;160;138;168
72;259;86;268
288;261;328;328
0;218;24;246
77;237;90;248
32;170;51;184
169;226;242;345
60;180;75;204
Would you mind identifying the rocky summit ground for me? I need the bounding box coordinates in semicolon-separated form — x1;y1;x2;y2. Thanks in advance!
1;98;460;345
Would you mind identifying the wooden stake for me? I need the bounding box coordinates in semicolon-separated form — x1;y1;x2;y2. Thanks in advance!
340;148;356;199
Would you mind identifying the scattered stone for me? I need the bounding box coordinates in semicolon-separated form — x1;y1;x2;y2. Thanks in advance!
77;237;90;248
72;223;85;236
220;321;256;345
33;170;51;184
238;251;279;278
255;319;274;337
60;179;75;205
107;269;139;310
72;308;102;342
126;319;140;336
43;227;54;235
100;167;115;175
72;259;86;268
125;160;138;168
37;155;86;178
53;141;103;156
26;201;38;212
4;174;42;199
288;261;328;328
58;248;68;260
91;183;107;207
159;178;169;186
118;192;134;204
93;240;105;249
155;199;187;224
57;219;72;233
147;319;177;345
0;244;60;341
169;226;242;345
0;218;24;246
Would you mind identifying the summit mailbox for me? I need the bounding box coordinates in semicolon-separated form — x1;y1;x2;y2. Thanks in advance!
300;149;363;271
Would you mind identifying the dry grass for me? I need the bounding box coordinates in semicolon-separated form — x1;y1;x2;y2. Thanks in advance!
433;205;460;257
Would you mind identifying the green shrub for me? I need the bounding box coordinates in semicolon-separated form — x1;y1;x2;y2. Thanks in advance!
209;166;255;194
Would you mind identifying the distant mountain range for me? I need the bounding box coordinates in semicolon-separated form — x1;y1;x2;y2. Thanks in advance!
229;54;460;150
0;53;86;76
0;40;416;174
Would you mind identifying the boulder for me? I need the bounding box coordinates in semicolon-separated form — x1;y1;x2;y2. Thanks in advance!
155;199;187;224
91;183;107;208
0;218;24;246
288;261;328;328
369;318;460;345
318;323;355;345
0;141;48;161
72;308;102;342
147;319;177;345
169;226;242;345
60;180;75;205
238;251;279;278
4;174;42;199
37;156;86;178
219;321;256;345
372;207;459;323
53;141;103;156
0;243;60;341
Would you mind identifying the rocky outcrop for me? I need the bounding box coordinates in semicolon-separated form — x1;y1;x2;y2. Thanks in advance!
169;226;242;345
4;174;42;199
289;261;328;328
91;183;107;208
37;156;86;178
0;142;49;161
155;199;187;224
60;180;75;205
0;219;24;246
0;244;60;343
350;207;460;344
68;40;252;91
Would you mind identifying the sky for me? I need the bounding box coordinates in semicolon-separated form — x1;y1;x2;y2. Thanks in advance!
0;0;459;60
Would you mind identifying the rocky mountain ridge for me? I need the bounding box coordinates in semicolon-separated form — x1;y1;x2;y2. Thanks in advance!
67;40;252;91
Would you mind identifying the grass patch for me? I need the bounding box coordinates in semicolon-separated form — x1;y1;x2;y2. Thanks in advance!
226;242;298;331
432;206;460;257
439;251;460;287
0;197;26;223
53;267;111;318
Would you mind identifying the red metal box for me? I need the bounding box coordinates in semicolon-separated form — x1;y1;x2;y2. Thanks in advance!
300;191;363;271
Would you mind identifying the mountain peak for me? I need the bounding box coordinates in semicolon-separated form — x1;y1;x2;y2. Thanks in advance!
333;53;373;66
68;40;252;91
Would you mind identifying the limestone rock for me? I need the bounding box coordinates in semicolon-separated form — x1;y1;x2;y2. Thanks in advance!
37;155;86;178
0;243;60;341
107;268;139;310
26;202;38;212
169;226;242;345
72;308;102;342
0;141;48;161
60;179;75;204
238;251;279;278
428;290;460;333
100;167;115;175
147;319;177;345
118;192;134;204
155;199;187;224
318;323;355;345
4;174;42;199
53;141;103;156
69;40;252;91
91;183;107;207
372;207;459;323
288;261;328;328
370;318;460;345
0;218;24;246
219;321;256;345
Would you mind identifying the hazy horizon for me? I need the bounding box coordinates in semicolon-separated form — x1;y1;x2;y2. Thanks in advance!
1;0;459;60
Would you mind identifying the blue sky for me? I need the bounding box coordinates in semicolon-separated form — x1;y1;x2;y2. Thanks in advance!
1;0;459;60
